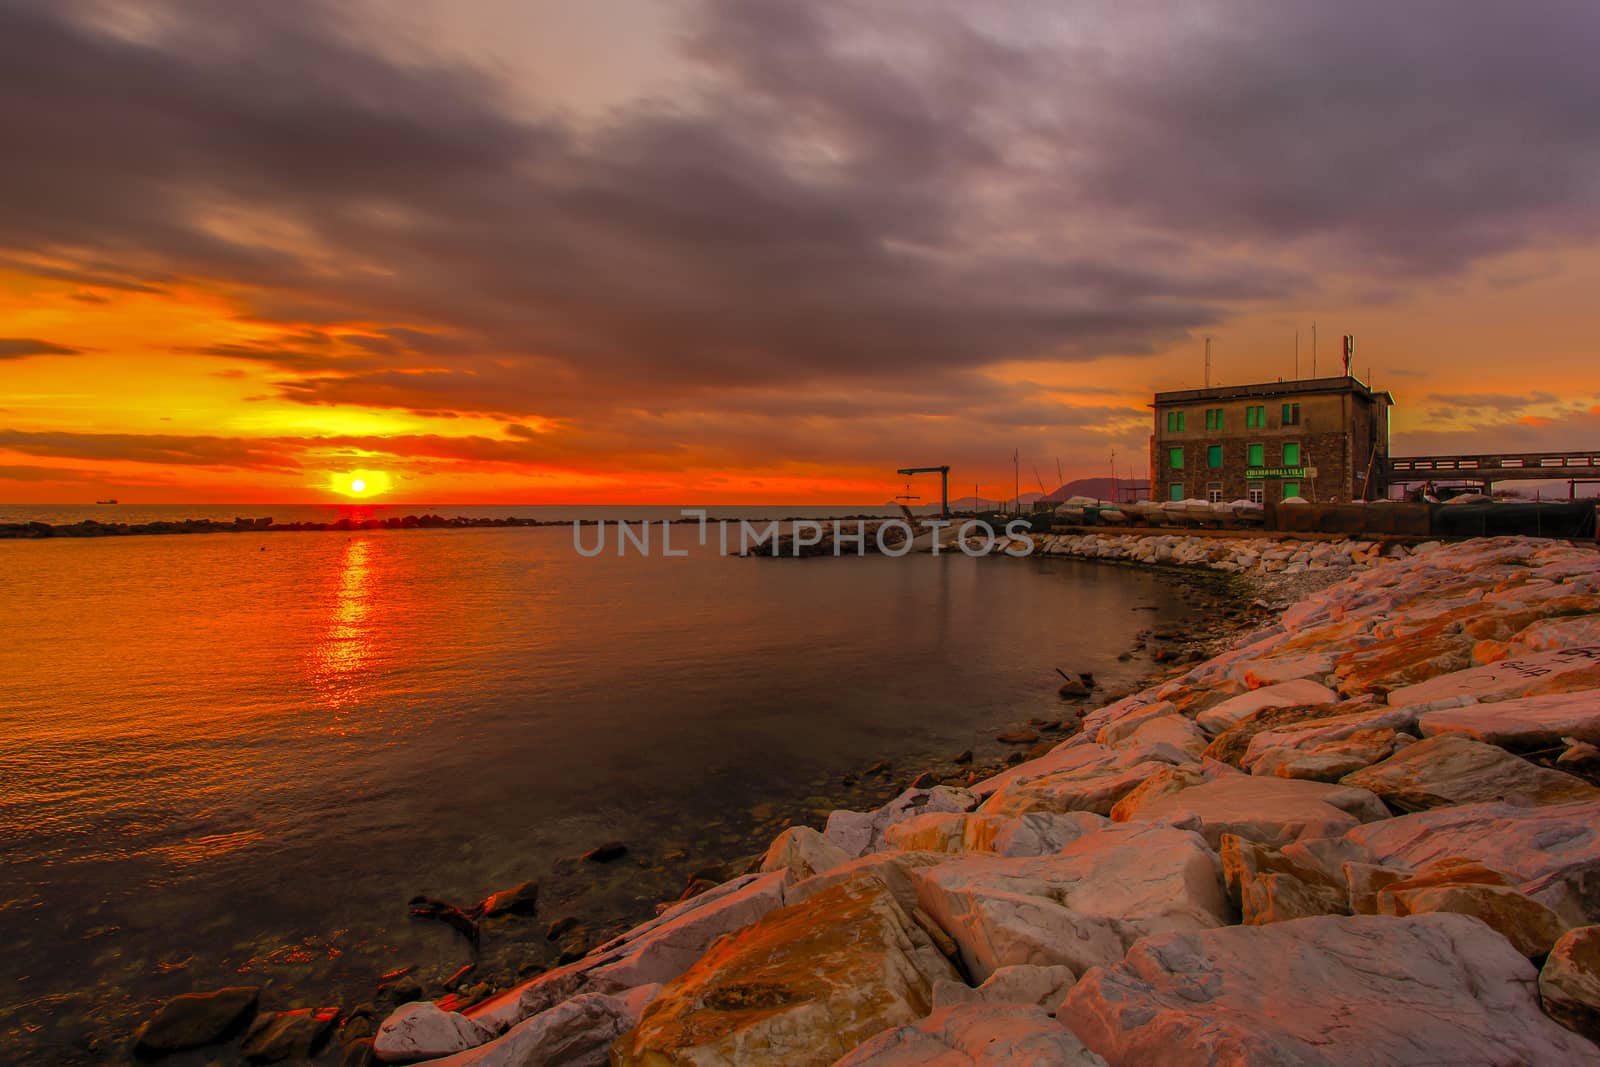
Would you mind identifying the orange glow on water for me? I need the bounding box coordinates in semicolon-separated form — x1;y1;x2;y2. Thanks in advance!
309;539;375;703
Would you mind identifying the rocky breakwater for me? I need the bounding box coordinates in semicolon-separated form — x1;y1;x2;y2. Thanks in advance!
1033;530;1402;577
136;536;1600;1065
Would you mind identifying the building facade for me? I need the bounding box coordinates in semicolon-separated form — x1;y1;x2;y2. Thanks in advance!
1150;376;1393;504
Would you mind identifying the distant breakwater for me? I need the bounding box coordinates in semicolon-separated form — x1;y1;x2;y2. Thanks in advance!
0;514;892;540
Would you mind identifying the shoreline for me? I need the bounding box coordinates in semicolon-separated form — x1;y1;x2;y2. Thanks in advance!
90;552;1275;1063
322;532;1599;1066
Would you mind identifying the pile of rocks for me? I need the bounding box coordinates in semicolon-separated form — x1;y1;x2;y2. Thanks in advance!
141;536;1600;1065
1032;531;1401;575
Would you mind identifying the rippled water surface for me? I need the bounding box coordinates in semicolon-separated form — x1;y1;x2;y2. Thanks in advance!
0;524;1193;1060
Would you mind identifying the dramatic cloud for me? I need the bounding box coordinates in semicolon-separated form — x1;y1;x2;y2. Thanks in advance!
0;430;300;471
1;0;1597;497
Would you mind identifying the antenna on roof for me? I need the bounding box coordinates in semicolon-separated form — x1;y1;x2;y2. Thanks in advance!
1204;336;1212;388
1312;322;1318;378
1294;330;1300;379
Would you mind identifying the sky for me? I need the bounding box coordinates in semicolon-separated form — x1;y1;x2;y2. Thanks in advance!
1;0;1598;505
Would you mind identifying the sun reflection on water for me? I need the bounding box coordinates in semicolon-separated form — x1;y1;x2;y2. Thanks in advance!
309;539;375;702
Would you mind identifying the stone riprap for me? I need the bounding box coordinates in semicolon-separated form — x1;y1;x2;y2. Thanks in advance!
357;536;1600;1066
1031;532;1395;577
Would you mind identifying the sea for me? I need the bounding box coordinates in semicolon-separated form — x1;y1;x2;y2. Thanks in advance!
0;504;1202;1061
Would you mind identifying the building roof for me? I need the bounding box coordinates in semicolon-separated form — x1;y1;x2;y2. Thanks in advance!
1152;375;1394;407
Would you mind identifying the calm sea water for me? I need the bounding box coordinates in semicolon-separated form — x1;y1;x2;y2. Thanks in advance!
0;521;1195;1061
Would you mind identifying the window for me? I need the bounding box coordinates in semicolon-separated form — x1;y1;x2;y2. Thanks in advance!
1207;482;1223;504
1283;442;1301;466
1282;403;1301;426
1247;482;1264;504
1166;410;1186;432
1205;407;1224;431
1247;443;1264;467
1282;481;1301;500
1246;405;1264;428
1169;447;1184;470
1207;444;1223;468
1169;483;1184;502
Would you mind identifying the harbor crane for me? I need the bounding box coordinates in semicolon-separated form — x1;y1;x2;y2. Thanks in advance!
896;465;950;519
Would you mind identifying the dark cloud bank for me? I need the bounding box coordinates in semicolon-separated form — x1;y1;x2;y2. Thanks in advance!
2;0;1598;476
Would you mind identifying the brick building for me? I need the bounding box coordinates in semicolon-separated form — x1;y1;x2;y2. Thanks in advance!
1150;376;1393;504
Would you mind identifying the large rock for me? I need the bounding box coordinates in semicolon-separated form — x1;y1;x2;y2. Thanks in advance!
1343;799;1600;925
426;991;648;1066
786;851;953;918
1419;689;1600;751
131;987;260;1057
1195;678;1337;734
1240;704;1419;770
1386;646;1600;707
374;1002;490;1064
980;759;1175;818
1092;698;1178;746
1230;652;1337;688
240;1009;338;1063
883;811;1107;857
1541;925;1600;1042
1516;617;1600;652
1220;835;1346;925
824;787;977;858
931;965;1076;1011
1376;857;1567;957
1251;727;1407;781
1333;633;1475;696
466;871;789;1034
1107;711;1208;758
969;740;1187;803
613;876;957;1066
1202;698;1377;767
1107;765;1210;822
1057;914;1600;1066
831;1004;1107;1066
912;823;1231;982
760;827;850;880
1121;775;1388;848
1341;733;1598;812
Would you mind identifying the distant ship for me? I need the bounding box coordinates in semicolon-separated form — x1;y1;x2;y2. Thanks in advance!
95;499;118;504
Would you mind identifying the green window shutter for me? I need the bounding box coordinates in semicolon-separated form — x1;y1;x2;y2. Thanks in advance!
1283;442;1301;465
1169;483;1184;501
1208;445;1222;468
1282;403;1291;423
1169;447;1184;469
1248;443;1264;466
1283;481;1300;499
1176;411;1185;431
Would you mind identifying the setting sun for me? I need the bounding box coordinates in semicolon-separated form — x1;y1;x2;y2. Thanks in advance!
329;470;390;498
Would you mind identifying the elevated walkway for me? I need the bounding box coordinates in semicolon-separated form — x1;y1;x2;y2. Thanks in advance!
1389;450;1600;490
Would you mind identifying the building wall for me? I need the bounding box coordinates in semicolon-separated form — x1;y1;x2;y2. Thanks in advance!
1151;387;1389;503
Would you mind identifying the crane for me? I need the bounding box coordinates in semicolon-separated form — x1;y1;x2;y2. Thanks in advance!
896;465;950;519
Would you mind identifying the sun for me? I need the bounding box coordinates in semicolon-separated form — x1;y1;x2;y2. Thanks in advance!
329;470;390;498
